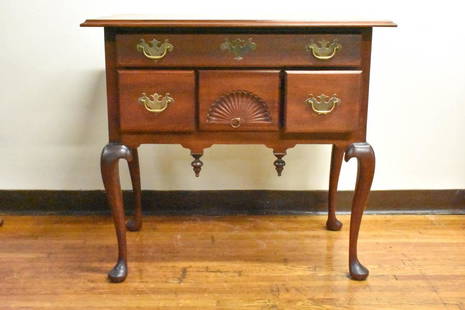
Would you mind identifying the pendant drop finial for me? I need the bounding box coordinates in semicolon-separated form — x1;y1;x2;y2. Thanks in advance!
191;153;203;177
273;152;286;176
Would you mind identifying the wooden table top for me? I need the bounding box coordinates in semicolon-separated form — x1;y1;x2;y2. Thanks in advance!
81;16;397;28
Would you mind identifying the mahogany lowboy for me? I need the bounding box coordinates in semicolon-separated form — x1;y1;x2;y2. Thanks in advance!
81;18;396;283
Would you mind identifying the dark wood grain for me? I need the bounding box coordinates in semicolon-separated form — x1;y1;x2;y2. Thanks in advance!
199;70;280;131
126;147;142;231
100;143;133;282
345;142;376;280
285;70;362;133
118;70;195;132
359;28;373;140
81;18;397;28
122;132;348;150
82;19;394;282
104;28;120;142
327;144;345;231
116;34;362;67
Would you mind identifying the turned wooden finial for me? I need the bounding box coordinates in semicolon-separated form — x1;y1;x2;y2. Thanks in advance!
273;152;286;176
191;153;203;177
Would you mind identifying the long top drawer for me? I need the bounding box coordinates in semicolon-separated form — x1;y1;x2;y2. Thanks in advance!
116;34;361;67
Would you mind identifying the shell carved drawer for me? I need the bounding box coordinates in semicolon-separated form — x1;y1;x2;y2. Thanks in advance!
81;18;396;283
199;70;280;131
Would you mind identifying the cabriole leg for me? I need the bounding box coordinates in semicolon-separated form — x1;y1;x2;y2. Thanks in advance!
327;144;344;231
345;142;375;280
126;147;142;232
101;143;133;283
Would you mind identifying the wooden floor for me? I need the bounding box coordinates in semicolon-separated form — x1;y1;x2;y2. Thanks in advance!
0;215;464;309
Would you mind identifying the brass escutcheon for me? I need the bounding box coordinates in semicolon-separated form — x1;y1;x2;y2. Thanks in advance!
136;38;174;60
305;39;342;60
220;38;256;60
138;92;174;113
230;117;241;128
304;94;341;115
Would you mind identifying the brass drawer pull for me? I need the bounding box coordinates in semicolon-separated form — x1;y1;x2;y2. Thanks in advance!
305;94;341;115
305;39;342;60
138;92;174;113
230;117;241;128
220;38;256;60
136;38;174;60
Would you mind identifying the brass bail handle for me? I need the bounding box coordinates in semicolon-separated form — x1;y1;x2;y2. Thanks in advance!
136;38;174;60
305;39;342;60
220;38;256;60
304;94;341;115
138;92;175;113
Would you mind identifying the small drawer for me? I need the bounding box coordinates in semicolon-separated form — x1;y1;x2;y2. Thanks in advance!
199;70;280;131
116;34;361;67
118;70;195;132
285;70;362;133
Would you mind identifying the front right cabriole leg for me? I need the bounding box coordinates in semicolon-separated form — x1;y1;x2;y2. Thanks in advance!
344;142;375;281
101;143;133;283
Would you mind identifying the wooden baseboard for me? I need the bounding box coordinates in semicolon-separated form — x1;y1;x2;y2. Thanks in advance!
0;190;464;215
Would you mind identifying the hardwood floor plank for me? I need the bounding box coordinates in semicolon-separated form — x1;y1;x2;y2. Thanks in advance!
0;215;464;309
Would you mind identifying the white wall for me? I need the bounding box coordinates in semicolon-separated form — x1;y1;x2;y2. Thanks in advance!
0;0;464;190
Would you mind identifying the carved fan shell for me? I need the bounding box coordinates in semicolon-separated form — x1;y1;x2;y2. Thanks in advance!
206;90;272;124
